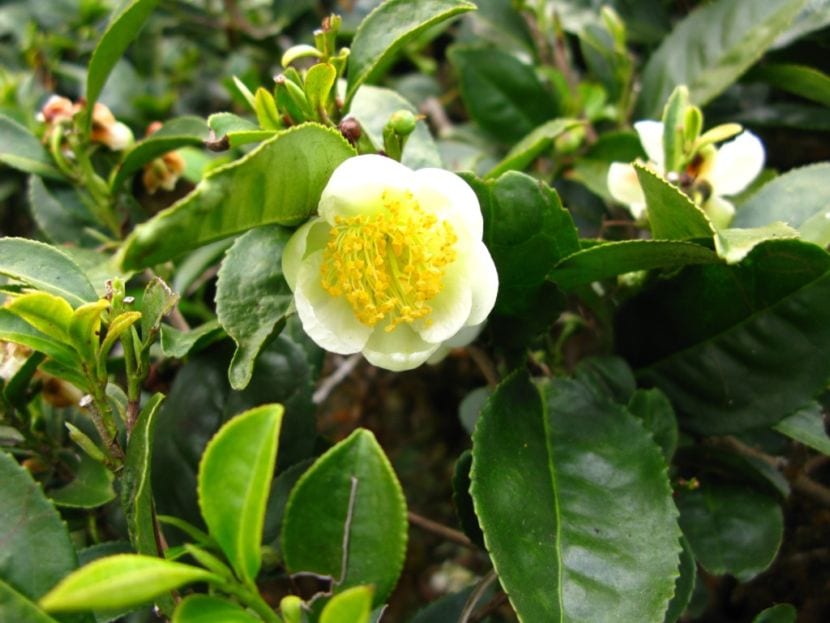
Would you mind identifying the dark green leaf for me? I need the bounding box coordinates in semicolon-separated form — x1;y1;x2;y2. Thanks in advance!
172;595;261;623
118;124;356;270
774;402;830;456
0;238;98;307
752;604;797;623
471;372;680;622
0;115;62;179
635;164;714;241
486;119;582;179
198;404;283;584
409;587;475;623
664;537;696;623
448;45;559;144
627;388;679;462
549;239;718;291
747;63;830;107
48;454;115;509
215;226;293;390
0;580;61;623
28;177;100;245
677;484;783;581
282;429;408;606
573;355;636;404
345;0;476;106
451;450;484;548
636;0;807;118
618;240;830;433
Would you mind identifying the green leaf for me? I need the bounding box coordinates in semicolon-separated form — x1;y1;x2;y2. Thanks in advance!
48;454;115;509
470;372;680;622
0;115;62;179
85;0;161;122
774;402;830;456
28;177;100;245
748;63;830;107
0;580;61;623
664;537;696;623
172;595;261;623
159;320;223;359
753;604;797;623
118;124;355;270
627;388;679;462
733;163;830;246
549;239;718;291
617;239;830;434
345;0;476;106
570;130;646;201
0;310;84;385
111;116;209;191
451;450;484;548
676;484;783;582
486;119;583;179
139;277;179;344
0;451;81;601
206;113;274;148
123;393;165;555
348;85;441;169
448;45;559;144
215;226;293;390
282;429;408;606
0;238;98;307
319;586;374;623
305;63;337;116
572;355;636;404
99;311;142;359
197;404;284;584
69;299;110;363
7;291;74;344
635;0;807;118
39;555;218;613
635;164;714;241
715;222;800;264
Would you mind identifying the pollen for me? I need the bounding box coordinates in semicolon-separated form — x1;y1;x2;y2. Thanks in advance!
320;190;458;331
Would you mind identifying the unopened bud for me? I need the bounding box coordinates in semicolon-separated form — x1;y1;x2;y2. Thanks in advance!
389;110;418;136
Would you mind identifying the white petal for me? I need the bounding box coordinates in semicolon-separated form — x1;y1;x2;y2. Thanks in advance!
282;218;330;291
465;241;499;327
607;162;646;210
318;154;414;223
703;195;735;229
426;323;485;365
293;251;372;354
413;168;483;241
362;323;441;371
413;259;473;344
634;120;665;169
706;131;765;196
103;122;134;151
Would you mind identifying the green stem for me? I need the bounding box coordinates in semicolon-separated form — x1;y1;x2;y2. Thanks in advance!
218;581;283;623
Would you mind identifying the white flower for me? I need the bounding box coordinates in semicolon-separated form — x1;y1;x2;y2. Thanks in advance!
282;154;498;371
607;121;765;228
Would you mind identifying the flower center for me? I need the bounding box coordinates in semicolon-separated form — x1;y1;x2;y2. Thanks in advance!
320;189;458;332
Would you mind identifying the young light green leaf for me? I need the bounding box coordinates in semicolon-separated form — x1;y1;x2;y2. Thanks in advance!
320;586;374;623
111;116;209;191
215;226;293;390
0;580;62;623
69;299;109;363
7;291;74;344
471;372;681;622
485;119;583;179
172;595;261;623
39;554;219;613
0;237;98;307
0;115;62;179
197;404;284;584
207;112;276;148
635;163;714;241
85;0;161;123
282;429;408;606
549;239;718;291
714;222;800;264
677;484;783;582
49;454;115;509
118;123;356;270
774;402;830;456
305;63;337;116
636;0;807;118
345;0;476;106
65;422;108;463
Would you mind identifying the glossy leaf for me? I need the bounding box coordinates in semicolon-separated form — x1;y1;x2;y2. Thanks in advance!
99;311;142;359
774;402;830;456
282;429;408;606
635;164;714;241
636;0;807;118
198;404;284;584
449;45;559;144
0;238;98;307
48;454;115;509
676;484;783;582
111;116;210;191
0;580;61;623
215;225;293;390
486;119;583;179
753;604;797;623
68;299;109;363
664;537;696;623
39;555;218;612
305;63;336;116
345;0;476;106
748;63;830;107
627;388;679;462
7;292;73;344
617;240;830;433
714;223;800;264
549;239;718;291
118;124;355;270
0;115;62;179
0;451;80;601
471;372;680;622
451;450;484;548
320;586;374;623
85;0;161;120
172;595;261;623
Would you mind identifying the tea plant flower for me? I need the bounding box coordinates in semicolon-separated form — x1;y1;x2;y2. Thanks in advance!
38;95;133;151
142;121;186;193
283;154;498;371
607;120;765;227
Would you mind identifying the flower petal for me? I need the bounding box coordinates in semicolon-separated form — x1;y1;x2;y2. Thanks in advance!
282;218;330;291
607;162;646;217
293;250;372;354
318;154;414;223
465;241;499;327
706;131;765;196
362;323;441;371
413;168;483;241
412;259;473;344
634;120;665;169
703;195;735;229
426;322;485;365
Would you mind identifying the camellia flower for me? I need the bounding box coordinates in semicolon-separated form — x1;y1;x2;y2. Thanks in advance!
282;154;498;371
607;120;765;228
37;95;133;151
142;121;186;194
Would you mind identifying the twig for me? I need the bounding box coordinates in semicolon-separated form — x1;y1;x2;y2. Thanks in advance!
166;306;191;332
469;591;509;622
793;475;830;507
467;346;499;388
313;354;362;404
420;97;453;139
407;511;474;549
459;570;499;623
